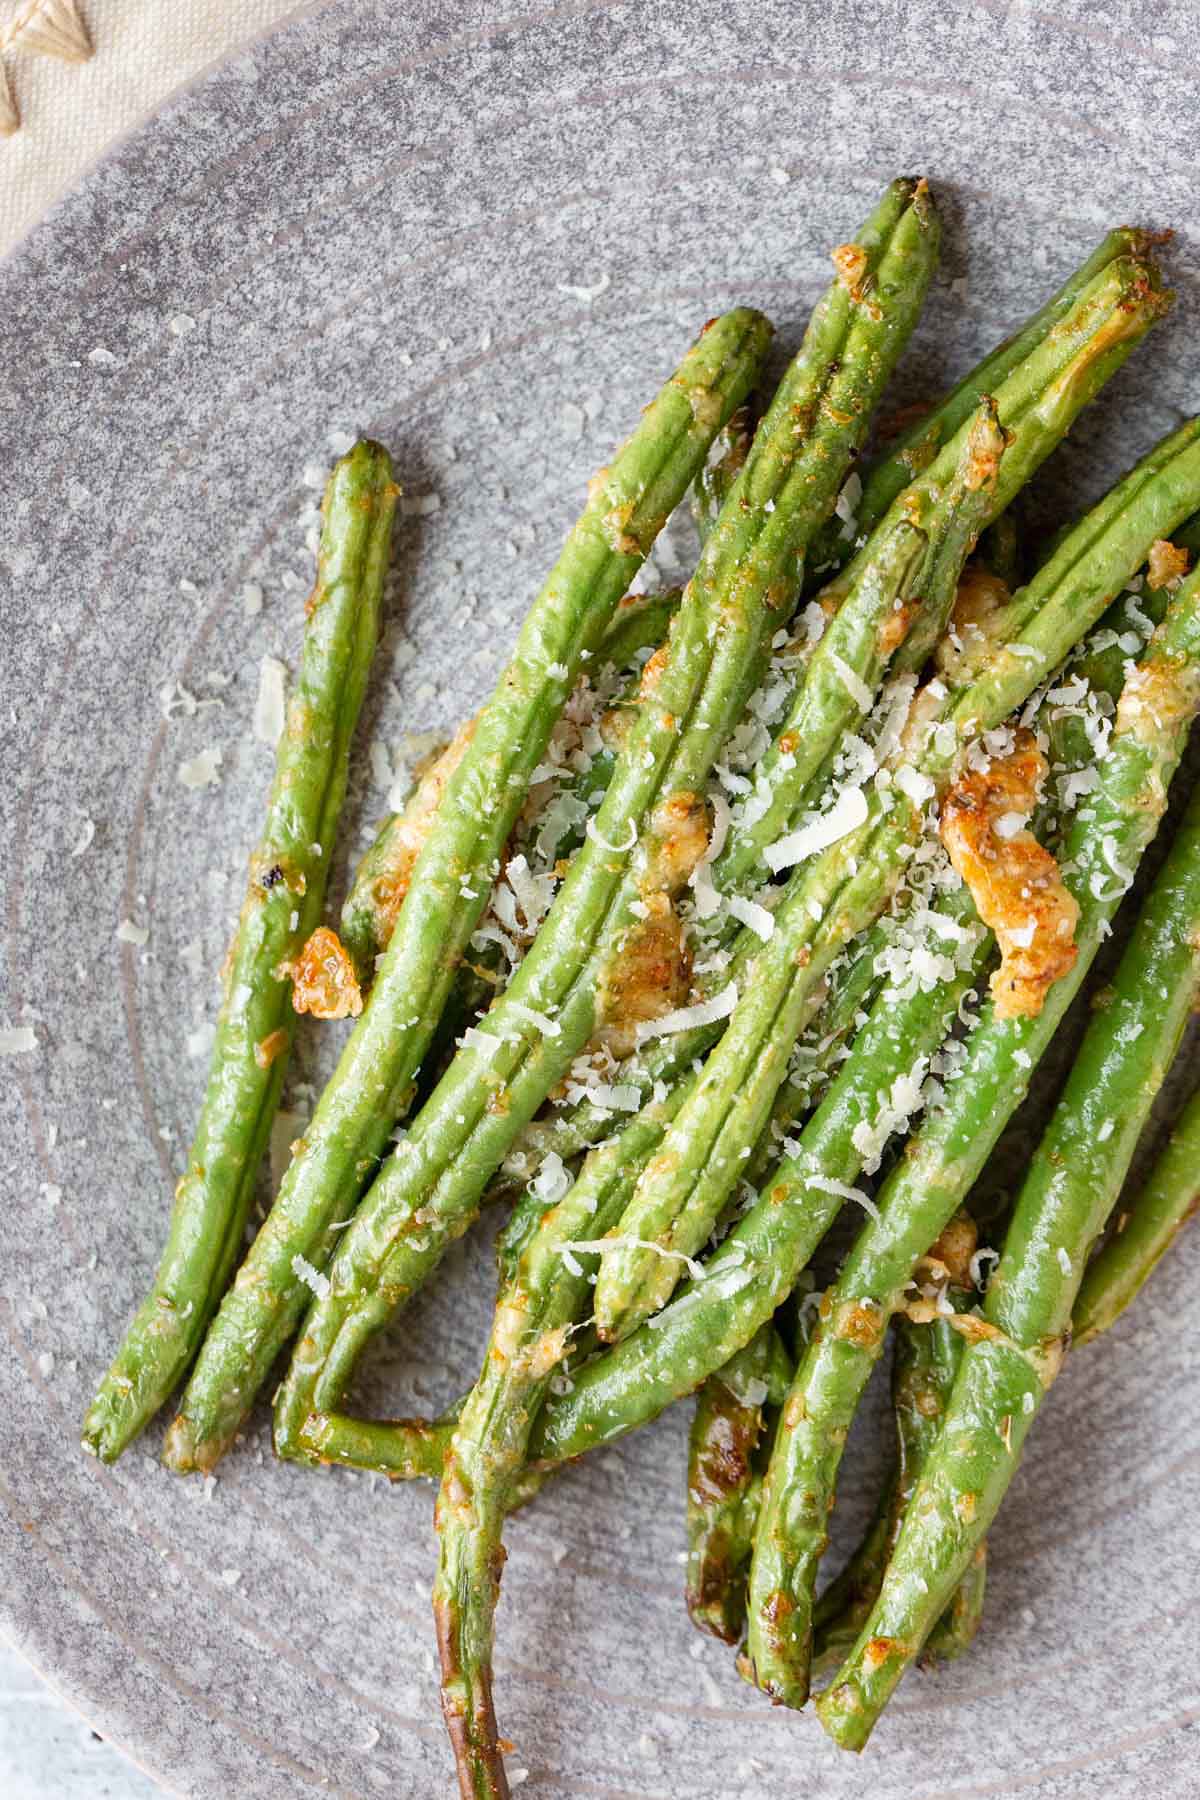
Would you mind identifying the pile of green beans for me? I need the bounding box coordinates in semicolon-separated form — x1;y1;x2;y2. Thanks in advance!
81;185;1200;1796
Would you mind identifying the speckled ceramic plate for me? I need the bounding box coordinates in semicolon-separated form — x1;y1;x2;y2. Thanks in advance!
3;3;1200;1795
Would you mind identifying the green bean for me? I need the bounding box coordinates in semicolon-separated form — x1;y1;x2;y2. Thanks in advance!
82;442;397;1461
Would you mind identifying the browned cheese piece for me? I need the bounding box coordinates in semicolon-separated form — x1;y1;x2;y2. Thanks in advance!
285;925;364;1020
1147;537;1190;592
939;728;1079;1019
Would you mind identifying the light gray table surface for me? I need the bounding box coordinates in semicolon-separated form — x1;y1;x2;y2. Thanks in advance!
0;1635;161;1799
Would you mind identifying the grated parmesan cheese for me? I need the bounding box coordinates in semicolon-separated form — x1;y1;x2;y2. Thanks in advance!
291;1253;330;1300
834;471;862;540
872;674;918;765
558;1235;707;1281
714;762;751;796
785;602;820;651
690;862;722;920
807;1174;880;1222
969;1246;1000;1288
578;1081;641;1112
994;811;1028;841
635;982;738;1044
851;1061;930;1172
727;893;774;941
531;1152;572;1205
178;746;223;789
689;790;732;917
1101;835;1134;891
830;653;873;712
253;657;287;747
650;1254;755;1326
505;854;556;935
765;784;868;874
509;1000;562;1039
894;763;936;807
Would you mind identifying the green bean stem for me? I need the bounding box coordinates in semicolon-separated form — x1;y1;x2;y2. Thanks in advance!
690;403;757;545
685;1324;794;1644
82;442;398;1461
434;1086;691;1799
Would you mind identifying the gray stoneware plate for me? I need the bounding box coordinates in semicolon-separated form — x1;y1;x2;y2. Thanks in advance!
3;3;1199;1796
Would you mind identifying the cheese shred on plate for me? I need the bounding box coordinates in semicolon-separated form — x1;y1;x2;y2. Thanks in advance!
291;1253;330;1300
765;784;868;873
557;1235;707;1281
253;656;288;747
728;893;775;940
806;1172;880;1221
634;981;738;1043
